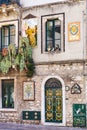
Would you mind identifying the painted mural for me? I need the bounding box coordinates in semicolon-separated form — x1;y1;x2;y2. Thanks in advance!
22;18;37;47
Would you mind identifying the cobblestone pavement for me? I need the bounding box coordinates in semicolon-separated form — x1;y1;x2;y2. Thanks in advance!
0;123;86;130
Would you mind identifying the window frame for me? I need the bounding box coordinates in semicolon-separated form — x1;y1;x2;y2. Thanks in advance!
0;77;16;110
41;13;65;53
45;18;61;52
0;20;19;51
1;25;16;49
2;79;14;108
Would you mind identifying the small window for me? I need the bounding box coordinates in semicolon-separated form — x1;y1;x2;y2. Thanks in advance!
46;19;61;52
0;25;15;50
41;13;65;53
0;20;18;51
2;79;14;108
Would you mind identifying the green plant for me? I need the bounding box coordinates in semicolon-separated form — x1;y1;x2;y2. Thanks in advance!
26;57;35;77
0;56;11;74
0;37;35;77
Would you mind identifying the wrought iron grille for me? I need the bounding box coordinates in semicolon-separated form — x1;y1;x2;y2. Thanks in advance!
45;78;62;123
45;78;62;88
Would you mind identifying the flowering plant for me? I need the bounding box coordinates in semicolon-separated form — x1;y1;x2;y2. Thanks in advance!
0;37;35;77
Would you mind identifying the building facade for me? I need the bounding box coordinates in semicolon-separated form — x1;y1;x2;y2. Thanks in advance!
0;0;86;127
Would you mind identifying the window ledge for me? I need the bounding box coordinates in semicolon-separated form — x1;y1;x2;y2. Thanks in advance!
0;108;17;111
44;50;61;54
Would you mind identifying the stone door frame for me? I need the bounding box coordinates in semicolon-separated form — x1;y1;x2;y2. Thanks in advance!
41;75;66;126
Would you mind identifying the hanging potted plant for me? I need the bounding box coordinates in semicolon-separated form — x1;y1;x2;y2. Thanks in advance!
0;56;11;74
0;37;35;77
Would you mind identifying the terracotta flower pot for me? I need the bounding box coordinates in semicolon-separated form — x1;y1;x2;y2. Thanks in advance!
2;48;8;56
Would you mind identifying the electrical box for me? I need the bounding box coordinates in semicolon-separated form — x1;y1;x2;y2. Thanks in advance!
22;111;41;120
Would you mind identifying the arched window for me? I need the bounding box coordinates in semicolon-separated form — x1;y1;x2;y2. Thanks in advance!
45;78;62;88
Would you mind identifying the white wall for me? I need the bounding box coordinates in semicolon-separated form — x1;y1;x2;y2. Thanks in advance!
20;0;66;7
22;1;86;63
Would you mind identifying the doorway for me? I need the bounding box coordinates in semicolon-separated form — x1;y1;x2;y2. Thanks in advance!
41;76;66;126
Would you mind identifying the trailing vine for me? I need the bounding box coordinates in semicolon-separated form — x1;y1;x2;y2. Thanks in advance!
0;37;35;77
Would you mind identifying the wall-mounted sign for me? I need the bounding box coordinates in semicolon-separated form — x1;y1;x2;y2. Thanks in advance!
23;81;35;101
68;22;80;42
73;104;86;127
71;83;81;94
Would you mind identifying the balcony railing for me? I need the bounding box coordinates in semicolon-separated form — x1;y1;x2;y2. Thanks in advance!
0;0;20;5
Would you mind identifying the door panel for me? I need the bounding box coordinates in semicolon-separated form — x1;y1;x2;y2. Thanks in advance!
45;87;62;123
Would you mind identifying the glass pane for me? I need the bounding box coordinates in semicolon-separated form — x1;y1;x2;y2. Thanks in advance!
47;21;53;40
55;40;61;51
55;19;61;25
10;86;14;108
2;86;9;108
2;27;9;48
2;27;9;37
2;80;14;108
10;26;15;35
55;27;61;39
47;41;53;51
55;20;61;40
47;21;53;30
2;37;8;48
10;36;15;44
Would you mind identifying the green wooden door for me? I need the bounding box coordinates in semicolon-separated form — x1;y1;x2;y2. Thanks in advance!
45;78;62;123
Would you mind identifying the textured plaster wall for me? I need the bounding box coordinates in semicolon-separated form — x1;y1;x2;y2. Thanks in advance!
22;1;86;63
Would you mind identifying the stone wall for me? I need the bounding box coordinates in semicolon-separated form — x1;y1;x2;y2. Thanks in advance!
0;62;86;126
0;111;19;123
